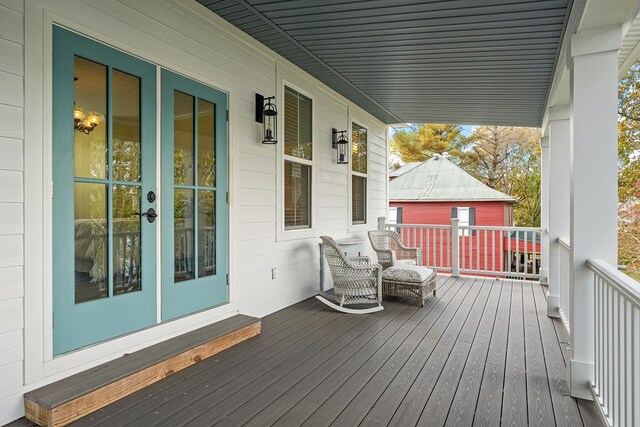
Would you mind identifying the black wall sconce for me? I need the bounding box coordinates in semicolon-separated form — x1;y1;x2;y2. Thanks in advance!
256;94;277;144
332;128;349;164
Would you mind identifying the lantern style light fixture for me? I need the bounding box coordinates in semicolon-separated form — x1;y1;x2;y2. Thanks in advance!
332;128;349;164
73;104;101;135
256;93;277;144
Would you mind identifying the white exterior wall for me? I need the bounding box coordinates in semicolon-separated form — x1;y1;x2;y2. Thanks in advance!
0;0;388;423
0;0;25;420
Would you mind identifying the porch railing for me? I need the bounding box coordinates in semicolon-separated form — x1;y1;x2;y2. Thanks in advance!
383;218;541;279
392;224;452;273
588;259;640;427
558;237;572;332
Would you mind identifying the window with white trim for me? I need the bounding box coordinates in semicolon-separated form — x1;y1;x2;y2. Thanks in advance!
351;122;367;224
284;86;312;229
452;207;475;236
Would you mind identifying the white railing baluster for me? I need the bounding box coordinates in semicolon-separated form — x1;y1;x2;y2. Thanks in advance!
587;259;640;427
483;230;488;273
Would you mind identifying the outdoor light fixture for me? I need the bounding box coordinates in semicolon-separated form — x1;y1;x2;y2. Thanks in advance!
256;93;277;144
332;128;349;164
73;104;101;135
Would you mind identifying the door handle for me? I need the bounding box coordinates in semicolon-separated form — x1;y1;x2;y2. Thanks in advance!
133;208;158;223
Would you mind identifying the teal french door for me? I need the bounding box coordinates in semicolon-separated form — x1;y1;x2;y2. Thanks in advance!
52;27;157;355
161;70;228;321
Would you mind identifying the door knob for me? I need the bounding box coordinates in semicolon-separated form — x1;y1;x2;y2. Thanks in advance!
134;208;158;223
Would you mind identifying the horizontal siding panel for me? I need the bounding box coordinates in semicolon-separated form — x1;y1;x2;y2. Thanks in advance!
0;298;23;334
238;170;276;191
236;152;276;175
0;137;22;171
0;104;22;139
317;194;347;207
0;4;23;44
317;206;348;220
0;266;22;300
236;249;318;276
0;170;22;202
317;183;349;197
0;38;22;75
0;0;22;13
235;188;275;207
237;221;275;241
0;329;22;367
0;235;22;268
238;205;276;223
0;71;22;107
0;203;22;234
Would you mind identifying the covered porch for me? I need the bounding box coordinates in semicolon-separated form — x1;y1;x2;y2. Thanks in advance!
71;275;601;426
3;0;640;426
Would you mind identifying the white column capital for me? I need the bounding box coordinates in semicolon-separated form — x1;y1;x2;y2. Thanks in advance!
570;26;622;58
541;136;549;148
548;105;570;121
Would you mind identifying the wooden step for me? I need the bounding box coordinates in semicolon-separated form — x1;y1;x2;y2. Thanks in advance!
24;315;261;427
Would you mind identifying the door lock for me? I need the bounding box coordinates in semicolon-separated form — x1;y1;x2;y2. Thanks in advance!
147;191;156;203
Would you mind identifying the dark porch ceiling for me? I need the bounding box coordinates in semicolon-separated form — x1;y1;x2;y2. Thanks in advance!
198;0;572;127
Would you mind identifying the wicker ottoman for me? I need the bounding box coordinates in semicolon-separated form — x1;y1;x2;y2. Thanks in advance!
381;265;437;307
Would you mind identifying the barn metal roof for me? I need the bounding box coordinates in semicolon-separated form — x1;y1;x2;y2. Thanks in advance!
389;155;516;202
198;0;572;127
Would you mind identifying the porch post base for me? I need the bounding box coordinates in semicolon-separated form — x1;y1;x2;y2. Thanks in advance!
546;292;560;318
539;268;549;286
569;359;594;400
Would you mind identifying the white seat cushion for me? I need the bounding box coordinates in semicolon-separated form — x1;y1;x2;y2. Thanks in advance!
382;265;435;283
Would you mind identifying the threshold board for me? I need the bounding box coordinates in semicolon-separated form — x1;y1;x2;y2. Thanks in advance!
24;315;261;427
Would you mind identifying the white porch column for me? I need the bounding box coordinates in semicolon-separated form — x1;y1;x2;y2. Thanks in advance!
539;135;550;286
568;27;621;399
547;106;570;318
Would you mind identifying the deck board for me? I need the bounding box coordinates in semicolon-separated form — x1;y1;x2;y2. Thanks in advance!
69;275;602;427
501;278;528;426
523;281;556;427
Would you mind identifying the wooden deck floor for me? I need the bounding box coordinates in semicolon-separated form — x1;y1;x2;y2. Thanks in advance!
71;275;602;427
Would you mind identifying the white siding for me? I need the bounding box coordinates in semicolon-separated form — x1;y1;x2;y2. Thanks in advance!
6;0;389;423
0;0;23;421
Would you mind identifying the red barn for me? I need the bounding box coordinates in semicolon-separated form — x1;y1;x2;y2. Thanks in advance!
388;155;537;274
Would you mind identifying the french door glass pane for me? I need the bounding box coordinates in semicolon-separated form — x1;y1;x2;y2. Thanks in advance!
113;185;142;295
198;190;215;277
113;69;141;182
174;91;194;185
198;99;215;187
73;56;107;179
284;160;311;228
74;182;108;303
175;188;195;282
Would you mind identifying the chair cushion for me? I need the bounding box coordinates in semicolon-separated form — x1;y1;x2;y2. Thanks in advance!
382;265;435;283
396;259;418;266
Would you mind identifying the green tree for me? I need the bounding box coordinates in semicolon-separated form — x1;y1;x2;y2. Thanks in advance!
618;61;640;202
457;126;542;226
618;60;640;277
389;124;463;167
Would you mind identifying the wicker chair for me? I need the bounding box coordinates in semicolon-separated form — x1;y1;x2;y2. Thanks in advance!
318;236;383;312
368;230;421;270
